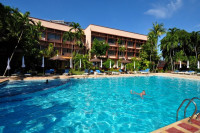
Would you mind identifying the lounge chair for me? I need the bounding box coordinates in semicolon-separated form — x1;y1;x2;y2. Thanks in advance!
63;69;69;75
140;69;150;74
96;70;104;75
45;70;51;76
90;70;94;74
197;73;200;76
112;71;119;75
50;69;55;74
172;70;179;74
83;69;89;75
178;70;186;74
24;73;31;76
11;71;21;76
119;69;125;74
185;71;195;75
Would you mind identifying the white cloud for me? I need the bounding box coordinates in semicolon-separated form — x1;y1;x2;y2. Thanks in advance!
145;0;183;19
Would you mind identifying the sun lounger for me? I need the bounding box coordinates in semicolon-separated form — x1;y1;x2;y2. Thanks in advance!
11;72;21;76
90;70;94;74
141;69;150;74
112;71;119;75
83;69;89;75
50;69;55;74
45;70;51;76
197;73;200;76
96;70;104;75
172;70;179;74
119;69;125;74
24;73;31;76
185;71;195;75
63;69;69;75
178;71;186;74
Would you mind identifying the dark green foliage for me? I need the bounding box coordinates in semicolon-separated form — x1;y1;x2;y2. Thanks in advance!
0;3;43;75
91;38;109;57
103;59;114;69
73;53;92;70
160;28;200;70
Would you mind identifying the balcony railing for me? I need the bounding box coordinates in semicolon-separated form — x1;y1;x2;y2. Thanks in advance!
63;53;72;57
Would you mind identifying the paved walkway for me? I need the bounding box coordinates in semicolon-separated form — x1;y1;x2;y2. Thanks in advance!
152;115;200;133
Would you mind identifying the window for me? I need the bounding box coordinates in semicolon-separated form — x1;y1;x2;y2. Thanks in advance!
108;50;116;56
119;40;125;46
136;53;139;57
108;38;115;45
47;33;61;41
55;34;61;40
47;33;55;41
62;48;71;53
41;32;46;38
92;36;105;42
136;43;141;48
127;52;133;56
127;41;133;47
119;51;123;56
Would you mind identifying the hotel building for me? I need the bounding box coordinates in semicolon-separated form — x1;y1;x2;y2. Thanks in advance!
31;17;147;67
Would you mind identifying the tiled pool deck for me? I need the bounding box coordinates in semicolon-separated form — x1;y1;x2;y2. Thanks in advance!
152;115;200;133
1;73;200;132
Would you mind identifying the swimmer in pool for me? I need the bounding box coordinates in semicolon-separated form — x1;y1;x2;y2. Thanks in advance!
130;90;146;99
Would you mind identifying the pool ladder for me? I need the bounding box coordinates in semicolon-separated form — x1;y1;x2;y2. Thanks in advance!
176;97;200;123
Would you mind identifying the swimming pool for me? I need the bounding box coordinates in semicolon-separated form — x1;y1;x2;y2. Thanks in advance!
0;76;200;132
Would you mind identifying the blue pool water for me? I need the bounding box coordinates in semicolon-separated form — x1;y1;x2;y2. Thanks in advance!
0;76;200;133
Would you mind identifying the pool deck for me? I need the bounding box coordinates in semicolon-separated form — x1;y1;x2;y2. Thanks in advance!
1;73;200;81
151;115;200;133
1;73;200;132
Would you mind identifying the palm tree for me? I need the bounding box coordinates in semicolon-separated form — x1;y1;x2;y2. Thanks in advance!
149;22;166;48
160;28;179;70
3;9;42;76
190;31;200;61
147;32;156;62
119;46;126;60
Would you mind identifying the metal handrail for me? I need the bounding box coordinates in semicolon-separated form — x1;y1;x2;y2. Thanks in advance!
184;97;200;118
176;99;197;123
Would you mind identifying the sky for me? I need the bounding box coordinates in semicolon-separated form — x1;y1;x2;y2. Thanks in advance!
1;0;200;47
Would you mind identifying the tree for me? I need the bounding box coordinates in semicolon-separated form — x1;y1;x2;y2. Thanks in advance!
40;43;57;58
69;22;85;50
119;46;126;59
103;59;114;69
160;28;179;70
73;53;92;70
62;22;85;69
149;22;166;49
0;4;43;75
91;38;109;57
190;31;200;61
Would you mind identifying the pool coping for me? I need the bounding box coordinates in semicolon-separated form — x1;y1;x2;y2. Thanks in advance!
1;73;200;82
151;115;200;133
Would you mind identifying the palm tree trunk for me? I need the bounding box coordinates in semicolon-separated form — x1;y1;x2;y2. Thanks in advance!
3;31;24;76
170;50;173;71
195;46;198;61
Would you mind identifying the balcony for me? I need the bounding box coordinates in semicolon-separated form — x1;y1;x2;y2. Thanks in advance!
127;45;133;48
63;53;72;57
108;43;116;46
108;55;117;59
40;37;46;41
47;39;61;43
136;47;141;50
